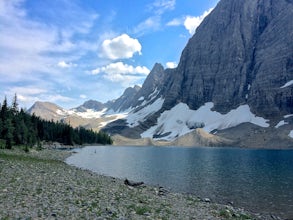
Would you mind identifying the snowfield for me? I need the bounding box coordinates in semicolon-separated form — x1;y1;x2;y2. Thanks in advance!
74;108;107;119
141;102;270;141
289;130;293;138
127;98;164;127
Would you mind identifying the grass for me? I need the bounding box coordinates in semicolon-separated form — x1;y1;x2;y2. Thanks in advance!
0;150;60;164
127;204;152;215
135;205;152;215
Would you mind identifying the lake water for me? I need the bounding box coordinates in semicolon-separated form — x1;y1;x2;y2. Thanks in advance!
66;146;293;218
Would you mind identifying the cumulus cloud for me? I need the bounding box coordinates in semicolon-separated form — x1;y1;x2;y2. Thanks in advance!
166;62;177;69
92;62;149;76
101;34;142;60
166;8;213;35
91;62;150;85
184;8;213;35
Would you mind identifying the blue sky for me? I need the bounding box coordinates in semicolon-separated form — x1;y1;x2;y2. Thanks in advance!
0;0;219;109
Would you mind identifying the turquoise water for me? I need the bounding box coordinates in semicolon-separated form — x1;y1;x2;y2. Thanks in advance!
66;146;293;218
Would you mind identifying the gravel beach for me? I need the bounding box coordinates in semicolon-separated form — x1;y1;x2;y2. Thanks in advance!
0;148;280;219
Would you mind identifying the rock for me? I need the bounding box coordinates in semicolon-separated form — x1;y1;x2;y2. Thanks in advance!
124;178;144;187
157;186;169;196
203;198;211;203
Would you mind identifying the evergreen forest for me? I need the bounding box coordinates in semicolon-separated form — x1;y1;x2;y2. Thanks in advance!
0;95;113;149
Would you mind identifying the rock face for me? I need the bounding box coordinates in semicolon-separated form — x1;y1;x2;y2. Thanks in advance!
106;85;141;112
163;0;293;118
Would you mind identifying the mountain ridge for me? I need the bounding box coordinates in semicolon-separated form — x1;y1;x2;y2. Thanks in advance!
28;0;293;148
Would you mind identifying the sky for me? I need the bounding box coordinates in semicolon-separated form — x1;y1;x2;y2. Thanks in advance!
0;0;219;109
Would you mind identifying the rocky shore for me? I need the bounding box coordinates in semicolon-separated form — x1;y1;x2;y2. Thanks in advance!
0;148;281;219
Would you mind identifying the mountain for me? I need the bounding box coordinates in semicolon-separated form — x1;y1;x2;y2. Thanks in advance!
161;0;293;117
103;0;293;147
106;85;141;112
73;100;105;112
28;0;293;147
27;101;67;121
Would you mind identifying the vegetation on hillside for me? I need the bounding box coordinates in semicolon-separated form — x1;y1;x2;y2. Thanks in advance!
0;95;112;149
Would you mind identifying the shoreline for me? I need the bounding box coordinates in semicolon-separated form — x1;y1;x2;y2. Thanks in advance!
0;148;282;219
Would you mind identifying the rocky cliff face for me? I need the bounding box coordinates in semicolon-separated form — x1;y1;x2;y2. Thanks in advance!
103;0;293;146
163;0;293;118
106;85;141;112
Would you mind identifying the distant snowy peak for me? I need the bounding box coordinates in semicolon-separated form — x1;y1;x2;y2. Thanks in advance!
141;102;270;141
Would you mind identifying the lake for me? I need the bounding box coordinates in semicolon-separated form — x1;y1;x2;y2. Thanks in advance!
66;146;293;219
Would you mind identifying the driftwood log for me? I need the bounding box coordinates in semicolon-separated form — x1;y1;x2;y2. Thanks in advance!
124;178;144;187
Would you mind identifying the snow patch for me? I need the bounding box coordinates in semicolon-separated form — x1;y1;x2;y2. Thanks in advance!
289;130;293;139
275;120;288;128
138;96;144;101
74;108;107;119
98;112;128;128
127;98;164;127
284;114;293;119
141;102;270;141
56;109;68;116
280;80;293;89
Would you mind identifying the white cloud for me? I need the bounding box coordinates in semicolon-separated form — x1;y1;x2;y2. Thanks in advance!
134;0;176;36
150;0;176;15
5;86;73;107
101;34;142;60
184;8;213;35
58;61;72;68
166;18;182;26
80;94;87;99
46;94;73;103
133;16;161;36
166;8;213;35
92;62;149;76
166;62;177;69
91;62;150;86
0;0;97;82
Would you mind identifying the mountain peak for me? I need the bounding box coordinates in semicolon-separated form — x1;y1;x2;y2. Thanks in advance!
74;100;105;112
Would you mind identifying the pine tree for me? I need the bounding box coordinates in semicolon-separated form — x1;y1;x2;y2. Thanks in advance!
11;93;19;115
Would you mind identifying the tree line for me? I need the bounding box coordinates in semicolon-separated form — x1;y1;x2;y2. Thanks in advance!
0;95;112;149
